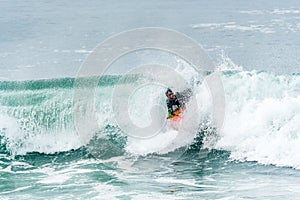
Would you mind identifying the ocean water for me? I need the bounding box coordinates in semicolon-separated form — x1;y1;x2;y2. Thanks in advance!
1;0;300;199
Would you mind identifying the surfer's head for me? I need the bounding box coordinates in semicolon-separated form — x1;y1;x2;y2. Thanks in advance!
165;88;174;99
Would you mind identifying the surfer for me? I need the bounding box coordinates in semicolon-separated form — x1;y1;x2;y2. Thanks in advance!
165;88;184;119
165;88;193;119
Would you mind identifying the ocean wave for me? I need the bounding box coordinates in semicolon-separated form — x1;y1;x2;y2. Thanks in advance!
0;70;299;168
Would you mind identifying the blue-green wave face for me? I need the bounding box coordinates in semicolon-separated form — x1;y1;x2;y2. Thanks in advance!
0;71;300;169
0;75;140;156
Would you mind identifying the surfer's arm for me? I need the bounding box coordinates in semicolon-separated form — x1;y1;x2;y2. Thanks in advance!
166;100;174;118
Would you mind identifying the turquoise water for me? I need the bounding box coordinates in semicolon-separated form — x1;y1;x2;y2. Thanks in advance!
1;0;300;199
0;72;300;199
2;149;300;199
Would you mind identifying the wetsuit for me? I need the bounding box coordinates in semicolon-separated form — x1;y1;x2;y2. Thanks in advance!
166;95;181;115
166;88;192;117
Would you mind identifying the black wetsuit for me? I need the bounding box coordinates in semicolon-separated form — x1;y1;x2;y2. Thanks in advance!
166;88;192;115
166;95;181;115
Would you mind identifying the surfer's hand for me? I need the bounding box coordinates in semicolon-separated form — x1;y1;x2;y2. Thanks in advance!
167;114;173;119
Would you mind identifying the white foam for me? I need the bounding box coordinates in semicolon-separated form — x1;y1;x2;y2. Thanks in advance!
36;161;98;184
271;9;300;15
125;129;181;155
155;177;216;188
216;52;243;71
0;186;32;195
37;174;71;184
223;24;275;34
240;8;300;15
192;22;275;34
0;112;82;155
240;10;265;15
216;71;300;168
191;22;236;29
74;49;93;53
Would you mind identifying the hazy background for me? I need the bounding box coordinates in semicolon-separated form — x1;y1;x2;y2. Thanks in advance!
1;0;300;80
